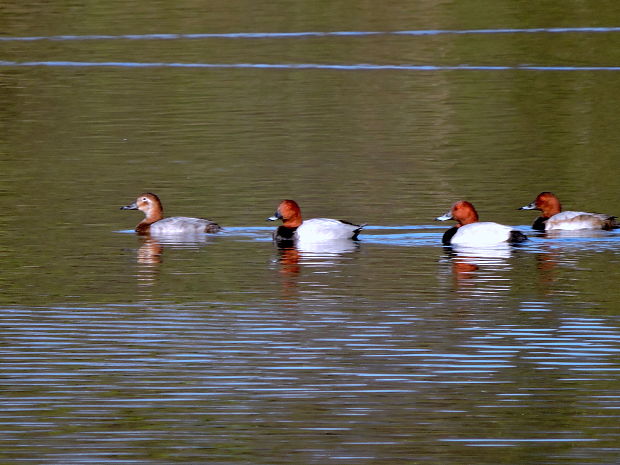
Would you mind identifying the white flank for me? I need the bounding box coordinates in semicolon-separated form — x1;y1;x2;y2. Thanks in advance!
450;222;515;247
295;218;361;241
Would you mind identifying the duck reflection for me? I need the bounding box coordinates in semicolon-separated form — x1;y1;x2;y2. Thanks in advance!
277;247;301;276
534;245;560;294
274;239;361;299
532;229;612;293
276;239;360;271
135;236;163;289
276;247;302;299
295;239;361;255
442;244;513;289
133;233;211;288
136;236;164;265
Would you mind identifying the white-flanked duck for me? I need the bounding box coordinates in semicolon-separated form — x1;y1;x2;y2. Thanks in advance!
267;199;364;242
436;200;527;246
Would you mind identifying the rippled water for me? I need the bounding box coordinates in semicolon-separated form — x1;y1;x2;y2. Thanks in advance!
2;1;620;464
2;224;620;464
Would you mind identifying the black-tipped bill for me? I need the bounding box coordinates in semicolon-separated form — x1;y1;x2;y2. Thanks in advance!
518;202;536;211
120;202;138;210
267;211;282;222
435;211;453;221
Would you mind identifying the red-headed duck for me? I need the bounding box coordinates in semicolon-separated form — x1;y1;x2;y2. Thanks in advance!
519;192;617;231
267;199;364;242
121;193;221;235
436;200;527;246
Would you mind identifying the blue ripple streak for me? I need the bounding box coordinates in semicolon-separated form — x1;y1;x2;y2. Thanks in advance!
1;61;620;71
1;27;620;42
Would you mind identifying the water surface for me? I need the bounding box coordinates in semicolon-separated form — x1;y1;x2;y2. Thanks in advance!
2;1;620;464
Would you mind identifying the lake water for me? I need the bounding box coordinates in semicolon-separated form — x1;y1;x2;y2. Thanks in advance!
2;2;620;464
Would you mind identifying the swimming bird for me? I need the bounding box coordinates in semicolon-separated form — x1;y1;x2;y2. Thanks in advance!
121;193;221;234
267;199;364;242
519;192;617;231
436;200;527;246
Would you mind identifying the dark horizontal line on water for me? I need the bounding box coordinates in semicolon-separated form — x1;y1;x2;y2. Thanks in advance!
1;61;620;71
1;27;620;42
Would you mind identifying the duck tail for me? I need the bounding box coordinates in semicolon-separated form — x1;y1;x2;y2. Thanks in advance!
604;216;618;230
509;230;528;243
352;223;367;240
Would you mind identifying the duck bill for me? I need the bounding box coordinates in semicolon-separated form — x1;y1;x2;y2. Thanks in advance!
518;202;536;210
266;211;282;222
435;211;453;221
120;202;138;210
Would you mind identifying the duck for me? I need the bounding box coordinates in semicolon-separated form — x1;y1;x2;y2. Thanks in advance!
120;193;221;234
436;200;527;246
267;199;364;242
519;192;617;231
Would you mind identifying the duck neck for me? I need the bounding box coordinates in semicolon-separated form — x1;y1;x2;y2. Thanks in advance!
144;206;164;224
538;194;561;217
541;202;561;217
456;211;478;226
280;209;302;228
136;206;164;232
282;217;302;228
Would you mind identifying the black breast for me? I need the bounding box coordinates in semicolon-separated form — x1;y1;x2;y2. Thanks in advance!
441;227;458;245
532;217;548;231
274;226;297;242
